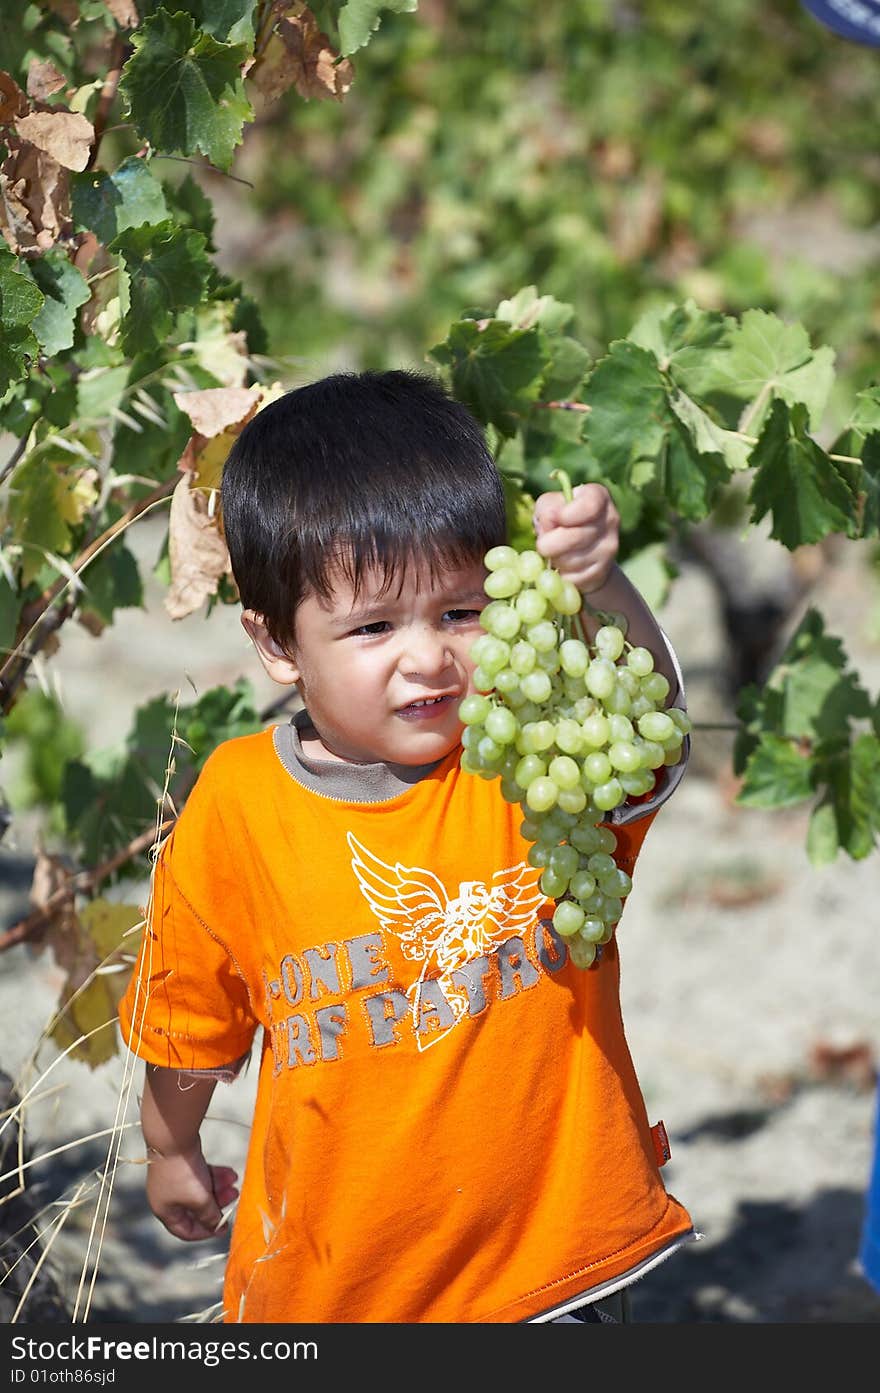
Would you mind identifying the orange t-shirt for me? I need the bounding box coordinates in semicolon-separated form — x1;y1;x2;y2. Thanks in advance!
118;723;693;1322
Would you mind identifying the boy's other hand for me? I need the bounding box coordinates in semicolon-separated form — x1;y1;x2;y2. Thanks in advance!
532;483;619;595
146;1146;239;1242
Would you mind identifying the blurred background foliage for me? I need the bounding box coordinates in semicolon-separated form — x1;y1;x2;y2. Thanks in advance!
211;0;880;427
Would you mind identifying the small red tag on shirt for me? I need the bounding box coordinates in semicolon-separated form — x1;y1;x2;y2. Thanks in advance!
651;1120;671;1167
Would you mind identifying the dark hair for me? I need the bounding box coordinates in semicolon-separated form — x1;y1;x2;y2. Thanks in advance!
220;369;506;651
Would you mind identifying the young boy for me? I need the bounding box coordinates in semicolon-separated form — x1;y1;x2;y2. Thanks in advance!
118;368;695;1324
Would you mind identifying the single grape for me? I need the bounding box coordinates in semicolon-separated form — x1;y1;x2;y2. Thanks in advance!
526;776;559;813
527;843;552;868
515;589;548;624
459;694;491;725
557;786;588;814
520;817;542;841
595;826;618;854
484;567;521;599
583;751;612;785
608;714;635;743
599;867;633;898
526;620;558;653
555;718;584;755
570;870;597;901
471;635;510;674
595;625;625;661
637;710;676;743
553;901;586;937
607;741;642;773
668;707;693;735
619;769;655;797
585;658;616;701
484;545;520;571
520;670;553;703
593;778;625;811
471;666;495;692
510;640;538;675
579;918;606;944
549;844;580;879
554;580;582;615
569;824;603;855
605;683;633;716
535;568;565;603
581;712;610;749
493;668;521;696
640;672;671;705
541;867;570;899
559;638;589;677
485;706;518;744
482;602;521;641
626;646;654;677
477;736;504;764
514;754;546;788
548;754;580;790
517;549;547;584
568;936;597;969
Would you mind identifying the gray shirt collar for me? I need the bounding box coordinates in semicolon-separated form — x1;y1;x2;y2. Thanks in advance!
273;708;444;803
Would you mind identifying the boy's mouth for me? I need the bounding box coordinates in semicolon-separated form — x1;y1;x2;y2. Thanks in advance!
396;694;456;720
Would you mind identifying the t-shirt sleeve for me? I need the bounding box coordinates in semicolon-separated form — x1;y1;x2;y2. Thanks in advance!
117;771;259;1071
609;621;690;827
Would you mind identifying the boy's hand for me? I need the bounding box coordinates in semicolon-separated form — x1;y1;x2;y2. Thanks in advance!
532;483;619;595
146;1143;239;1242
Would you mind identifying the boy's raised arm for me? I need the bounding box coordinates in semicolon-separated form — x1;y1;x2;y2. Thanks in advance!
141;1065;240;1243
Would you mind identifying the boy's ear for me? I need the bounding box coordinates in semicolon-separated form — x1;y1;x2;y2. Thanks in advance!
241;611;301;686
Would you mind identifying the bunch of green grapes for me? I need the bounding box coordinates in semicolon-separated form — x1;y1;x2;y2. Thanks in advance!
458;542;691;970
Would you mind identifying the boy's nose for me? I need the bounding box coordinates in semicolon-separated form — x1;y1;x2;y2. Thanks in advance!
399;627;453;677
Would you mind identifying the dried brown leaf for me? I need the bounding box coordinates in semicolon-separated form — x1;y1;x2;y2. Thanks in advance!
0;71;28;122
28;849;76;958
102;0;140;27
1;133;70;253
172;385;262;441
14;110;94;172
26;61;68;103
251;7;354;104
165;473;233;620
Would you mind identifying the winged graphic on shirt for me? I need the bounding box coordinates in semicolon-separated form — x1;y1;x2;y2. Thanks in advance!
347;831;545;1048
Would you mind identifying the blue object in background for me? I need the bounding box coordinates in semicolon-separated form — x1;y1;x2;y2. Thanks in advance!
861;1085;880;1294
801;0;880;45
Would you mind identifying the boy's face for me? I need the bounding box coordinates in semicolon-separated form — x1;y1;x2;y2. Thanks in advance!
244;556;489;766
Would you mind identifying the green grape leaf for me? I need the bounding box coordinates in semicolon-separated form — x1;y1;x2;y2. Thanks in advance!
119;8;253;171
738;607;872;744
78;542;144;628
700;309;835;431
669;389;751;471
72;155;170;243
627;298;733;398
735;734;815;809
111;221;211;355
0;246;44;395
620;541;675;611
338;0;418;56
806;798;839;866
165;171;216;250
4;686;85;809
539;335;592;401
807;734;880;865
748;400;859;548
496;286;574;334
860;432;880;538
166;0;258;44
584;341;730;519
61;749;157;868
7;449;98;584
0;572;19;660
26;251;90;356
429;318;547;437
77;363;130;424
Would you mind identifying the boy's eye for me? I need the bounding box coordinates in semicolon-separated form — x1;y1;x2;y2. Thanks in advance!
445;609;482;623
352;621;390;636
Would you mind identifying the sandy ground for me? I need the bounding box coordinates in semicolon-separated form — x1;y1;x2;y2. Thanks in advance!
2;517;880;1325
